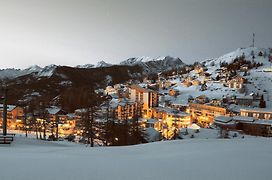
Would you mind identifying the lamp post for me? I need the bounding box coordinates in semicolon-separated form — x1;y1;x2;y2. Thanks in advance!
24;106;28;137
56;115;59;141
1;86;8;136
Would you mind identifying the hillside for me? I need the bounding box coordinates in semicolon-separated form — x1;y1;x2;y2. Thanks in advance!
203;47;271;73
1;47;271;110
205;47;272;106
158;47;272;109
0;56;186;110
4;65;144;110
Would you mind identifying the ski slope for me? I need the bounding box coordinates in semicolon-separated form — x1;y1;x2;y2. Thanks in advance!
0;136;271;180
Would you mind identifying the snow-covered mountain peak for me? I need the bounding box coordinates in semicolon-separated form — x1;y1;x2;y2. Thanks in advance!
37;64;57;77
23;65;42;72
120;56;159;66
96;61;112;68
75;64;95;69
120;55;185;74
120;56;182;66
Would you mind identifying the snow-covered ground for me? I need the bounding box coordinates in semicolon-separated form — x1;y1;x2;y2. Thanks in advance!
1;135;272;180
159;47;272;107
246;69;272;107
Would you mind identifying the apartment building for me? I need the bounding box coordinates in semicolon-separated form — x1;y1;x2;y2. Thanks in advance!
188;103;227;127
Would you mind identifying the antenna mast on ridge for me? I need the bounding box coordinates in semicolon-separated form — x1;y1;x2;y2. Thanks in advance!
252;33;255;48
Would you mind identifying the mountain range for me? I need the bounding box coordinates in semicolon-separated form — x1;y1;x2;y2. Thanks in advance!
0;47;271;112
0;56;185;79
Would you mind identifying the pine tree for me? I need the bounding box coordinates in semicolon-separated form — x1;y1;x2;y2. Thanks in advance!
259;95;266;108
103;101;116;146
130;105;144;145
80;88;102;147
251;50;255;60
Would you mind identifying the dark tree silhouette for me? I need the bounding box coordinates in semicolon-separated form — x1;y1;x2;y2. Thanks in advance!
259;95;266;108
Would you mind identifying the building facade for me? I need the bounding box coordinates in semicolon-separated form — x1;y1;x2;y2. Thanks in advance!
0;104;24;130
130;85;159;117
188;103;227;127
240;108;272;120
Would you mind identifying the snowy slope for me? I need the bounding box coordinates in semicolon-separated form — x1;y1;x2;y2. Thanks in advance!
0;136;271;180
75;60;113;69
0;65;42;79
75;64;95;68
0;65;56;79
96;60;112;68
199;47;272;107
36;64;57;77
203;47;271;73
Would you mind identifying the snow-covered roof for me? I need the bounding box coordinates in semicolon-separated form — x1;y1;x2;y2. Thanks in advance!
66;113;78;119
46;106;63;115
144;127;161;142
236;95;253;100
0;104;17;111
240;107;272;113
228;104;242;113
215;116;232;123
232;116;254;122
187;123;200;130
118;99;135;107
215;115;254;123
75;108;88;113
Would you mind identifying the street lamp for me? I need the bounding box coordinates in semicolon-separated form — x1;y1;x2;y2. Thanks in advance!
1;86;8;136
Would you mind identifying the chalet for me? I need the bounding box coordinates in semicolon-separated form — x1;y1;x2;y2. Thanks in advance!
240;64;249;72
195;95;209;104
46;106;67;121
227;75;246;89
159;80;174;89
169;89;179;97
62;113;80;135
105;86;117;95
0;104;24;130
199;72;211;81
235;95;254;106
183;80;192;87
194;65;207;74
46;106;83;136
192;79;201;86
